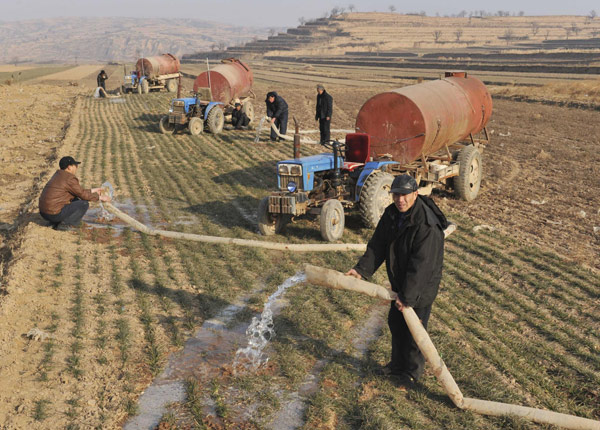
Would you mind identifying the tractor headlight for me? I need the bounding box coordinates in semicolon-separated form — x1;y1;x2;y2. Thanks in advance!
290;165;302;176
278;164;289;175
287;181;297;193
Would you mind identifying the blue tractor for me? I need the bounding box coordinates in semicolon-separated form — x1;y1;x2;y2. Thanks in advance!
159;87;225;135
258;133;400;242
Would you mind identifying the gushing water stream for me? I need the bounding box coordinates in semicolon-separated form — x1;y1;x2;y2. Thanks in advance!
235;271;306;369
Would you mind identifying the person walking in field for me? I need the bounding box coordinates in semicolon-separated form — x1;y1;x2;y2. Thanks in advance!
346;175;447;388
39;156;111;230
265;91;288;141
315;84;333;143
231;102;251;130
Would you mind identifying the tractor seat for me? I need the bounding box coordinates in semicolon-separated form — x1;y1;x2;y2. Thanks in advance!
344;133;370;163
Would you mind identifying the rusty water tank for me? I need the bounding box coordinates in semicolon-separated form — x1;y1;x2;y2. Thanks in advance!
193;58;253;104
135;54;180;78
355;72;492;164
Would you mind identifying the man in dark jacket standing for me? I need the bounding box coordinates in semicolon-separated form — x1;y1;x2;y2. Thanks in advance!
315;84;333;143
265;91;288;141
346;175;446;386
39;156;111;230
97;70;108;90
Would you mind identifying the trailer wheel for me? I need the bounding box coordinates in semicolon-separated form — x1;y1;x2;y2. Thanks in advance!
159;116;174;134
242;101;254;123
166;79;177;93
455;145;482;202
141;80;149;94
359;170;394;228
258;197;288;235
206;106;224;134
136;84;142;95
320;199;345;242
188;117;203;136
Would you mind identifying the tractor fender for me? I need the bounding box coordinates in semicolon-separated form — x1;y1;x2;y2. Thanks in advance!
355;161;399;202
204;102;224;118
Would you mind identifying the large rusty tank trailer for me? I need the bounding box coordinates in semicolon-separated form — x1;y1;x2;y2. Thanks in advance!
259;71;492;241
160;58;255;135
122;53;181;94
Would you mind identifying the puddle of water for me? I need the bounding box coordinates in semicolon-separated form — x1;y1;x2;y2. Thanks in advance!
234;272;306;370
122;382;186;430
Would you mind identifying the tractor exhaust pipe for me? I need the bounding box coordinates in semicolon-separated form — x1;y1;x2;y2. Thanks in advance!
293;116;301;159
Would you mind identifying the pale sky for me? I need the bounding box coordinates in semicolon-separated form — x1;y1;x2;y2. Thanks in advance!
0;0;597;27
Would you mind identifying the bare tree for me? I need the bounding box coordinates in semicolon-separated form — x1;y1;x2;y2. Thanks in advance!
217;41;227;51
268;28;276;37
330;6;340;17
564;27;572;40
503;29;514;45
433;30;442;43
571;23;580;36
589;10;597;19
531;22;540;36
518;11;525;16
457;10;467;18
348;4;356;12
389;5;396;12
454;29;463;42
12;56;19;67
544;29;551;40
298;17;306;25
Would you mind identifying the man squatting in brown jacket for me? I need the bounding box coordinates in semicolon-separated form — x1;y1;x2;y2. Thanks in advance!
39;156;111;230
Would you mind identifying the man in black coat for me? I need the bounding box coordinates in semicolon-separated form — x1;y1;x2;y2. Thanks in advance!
265;91;288;141
346;175;446;385
97;70;108;90
315;84;333;143
231;103;250;129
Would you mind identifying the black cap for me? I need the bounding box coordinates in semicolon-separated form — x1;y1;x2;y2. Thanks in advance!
266;91;276;99
235;102;241;107
59;156;81;170
390;175;418;194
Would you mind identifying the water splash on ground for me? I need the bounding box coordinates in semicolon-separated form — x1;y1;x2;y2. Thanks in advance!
235;272;306;370
99;181;114;221
254;116;268;143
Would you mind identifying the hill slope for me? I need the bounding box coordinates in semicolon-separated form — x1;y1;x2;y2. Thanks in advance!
0;17;269;63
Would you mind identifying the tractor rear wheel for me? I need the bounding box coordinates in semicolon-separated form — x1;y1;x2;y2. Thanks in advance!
141;80;149;94
455;145;482;201
136;83;142;95
359;170;394;228
166;79;177;93
258;197;287;235
159;116;174;134
188;117;203;136
320;199;345;242
241;101;255;123
206;106;224;134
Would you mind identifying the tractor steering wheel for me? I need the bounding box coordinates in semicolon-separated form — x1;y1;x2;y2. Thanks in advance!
320;139;346;153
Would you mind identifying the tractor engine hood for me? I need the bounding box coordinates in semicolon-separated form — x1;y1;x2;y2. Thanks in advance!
276;153;344;192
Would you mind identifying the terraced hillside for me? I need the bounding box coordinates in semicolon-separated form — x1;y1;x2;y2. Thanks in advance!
0;64;598;429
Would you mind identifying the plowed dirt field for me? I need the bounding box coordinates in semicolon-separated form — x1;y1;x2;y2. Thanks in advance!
0;63;597;430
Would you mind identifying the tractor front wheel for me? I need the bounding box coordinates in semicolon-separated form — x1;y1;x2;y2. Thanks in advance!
188;117;203;136
359;170;394;228
320;199;345;242
455;145;482;201
258;197;288;235
159;116;174;134
206;106;224;134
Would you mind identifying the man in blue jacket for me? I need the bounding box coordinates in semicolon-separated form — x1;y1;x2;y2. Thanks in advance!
346;175;446;386
265;91;288;141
